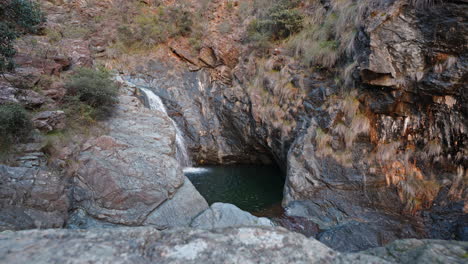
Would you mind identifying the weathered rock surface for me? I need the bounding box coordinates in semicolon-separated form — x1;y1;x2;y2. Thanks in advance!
422;187;468;241
0;165;68;231
283;199;425;252
56;39;93;68
0;123;49;169
143;179;209;229
12;53;72;77
1;226;467;263
364;239;468;264
191;202;273;229
70;89;208;226
32;110;66;132
0;82;46;108
0;226;388;264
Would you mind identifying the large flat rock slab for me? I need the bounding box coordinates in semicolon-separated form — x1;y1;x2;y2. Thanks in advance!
0;226;392;264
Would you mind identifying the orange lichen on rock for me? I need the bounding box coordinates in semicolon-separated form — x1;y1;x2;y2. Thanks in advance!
381;160;439;214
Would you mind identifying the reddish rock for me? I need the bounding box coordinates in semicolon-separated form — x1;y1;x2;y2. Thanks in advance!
199;47;218;68
60;39;93;67
32;110;66;132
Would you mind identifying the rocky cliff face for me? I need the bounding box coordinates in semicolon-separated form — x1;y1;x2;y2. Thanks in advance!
153;0;467;250
280;0;467;246
0;0;466;257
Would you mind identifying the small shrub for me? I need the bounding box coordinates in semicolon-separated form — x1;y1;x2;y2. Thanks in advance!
246;30;272;54
189;37;202;52
288;0;388;70
0;103;31;148
133;12;168;46
116;25;135;47
45;28;62;43
62;24;91;39
247;0;303;41
238;1;252;19
0;22;17;71
188;13;207;53
226;1;233;11
167;7;193;36
65;67;119;120
218;21;232;34
1;0;44;33
0;0;44;72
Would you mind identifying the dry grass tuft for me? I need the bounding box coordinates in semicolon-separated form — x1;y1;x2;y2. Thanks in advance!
288;0;383;68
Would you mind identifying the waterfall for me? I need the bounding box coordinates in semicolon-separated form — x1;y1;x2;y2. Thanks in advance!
139;87;192;167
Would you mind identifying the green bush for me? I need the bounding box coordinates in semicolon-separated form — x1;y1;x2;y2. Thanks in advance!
1;0;43;32
0;0;44;72
0;22;17;71
0;103;31;147
247;0;303;41
167;7;193;36
65;68;119;119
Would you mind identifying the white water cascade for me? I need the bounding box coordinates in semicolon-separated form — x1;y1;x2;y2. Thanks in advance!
139;87;192;167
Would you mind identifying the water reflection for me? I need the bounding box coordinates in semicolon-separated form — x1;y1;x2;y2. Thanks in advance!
184;165;284;213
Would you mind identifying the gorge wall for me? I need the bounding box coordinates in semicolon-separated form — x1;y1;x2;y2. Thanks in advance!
159;0;467;249
0;0;466;256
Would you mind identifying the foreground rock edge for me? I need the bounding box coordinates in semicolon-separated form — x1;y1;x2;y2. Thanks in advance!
1;226;467;264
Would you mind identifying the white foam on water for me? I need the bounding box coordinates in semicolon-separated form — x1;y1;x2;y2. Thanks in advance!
183;167;212;174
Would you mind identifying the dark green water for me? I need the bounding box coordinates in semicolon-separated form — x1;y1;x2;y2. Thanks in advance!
184;165;285;213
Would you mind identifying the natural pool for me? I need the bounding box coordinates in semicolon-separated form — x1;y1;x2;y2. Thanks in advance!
184;165;285;214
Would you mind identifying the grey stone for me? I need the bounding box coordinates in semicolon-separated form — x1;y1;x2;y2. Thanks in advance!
15;152;47;168
0;83;46;108
363;239;468;264
144;178;209;229
317;221;387;253
191;202;273;229
0;165;68;231
16;90;46;108
0;84;19;104
32;110;66;132
0;226;393;264
67;208;123;229
71;90;208;226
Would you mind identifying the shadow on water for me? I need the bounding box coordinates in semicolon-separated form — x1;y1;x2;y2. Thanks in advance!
185;165;322;237
184;165;285;214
